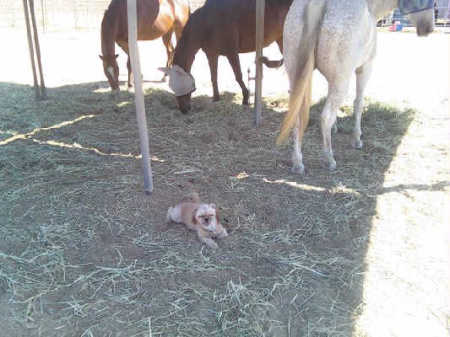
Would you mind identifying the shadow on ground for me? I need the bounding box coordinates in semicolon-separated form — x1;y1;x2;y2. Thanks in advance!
0;81;421;336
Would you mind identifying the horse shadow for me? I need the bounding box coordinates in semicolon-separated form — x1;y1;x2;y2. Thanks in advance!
0;80;436;336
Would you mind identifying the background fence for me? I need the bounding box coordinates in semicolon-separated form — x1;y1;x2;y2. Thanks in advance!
0;0;447;32
0;0;207;31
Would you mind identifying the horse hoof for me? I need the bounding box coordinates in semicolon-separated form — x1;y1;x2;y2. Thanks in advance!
242;99;249;106
329;160;337;171
291;165;305;175
353;139;363;149
180;106;191;114
111;89;120;99
322;152;336;171
332;123;338;134
212;96;220;102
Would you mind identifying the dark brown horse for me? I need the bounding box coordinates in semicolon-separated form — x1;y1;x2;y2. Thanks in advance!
100;0;190;91
160;0;293;113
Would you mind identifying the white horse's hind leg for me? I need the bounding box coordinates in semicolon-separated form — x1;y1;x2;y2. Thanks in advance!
321;85;348;170
292;118;305;174
332;121;338;134
353;60;373;149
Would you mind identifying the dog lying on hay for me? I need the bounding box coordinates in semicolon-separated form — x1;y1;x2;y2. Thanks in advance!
167;192;228;249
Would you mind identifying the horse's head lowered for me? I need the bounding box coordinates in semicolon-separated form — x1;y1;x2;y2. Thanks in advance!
398;0;434;36
159;65;196;113
99;54;120;91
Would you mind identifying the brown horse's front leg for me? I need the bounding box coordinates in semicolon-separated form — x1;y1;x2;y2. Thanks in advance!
126;54;142;88
126;56;133;88
226;53;249;105
117;41;132;89
206;52;220;102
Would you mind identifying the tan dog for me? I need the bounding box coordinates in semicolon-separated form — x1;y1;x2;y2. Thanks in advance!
167;193;228;249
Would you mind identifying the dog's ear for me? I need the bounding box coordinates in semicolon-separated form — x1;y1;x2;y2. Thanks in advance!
192;207;199;224
190;192;201;203
213;206;220;223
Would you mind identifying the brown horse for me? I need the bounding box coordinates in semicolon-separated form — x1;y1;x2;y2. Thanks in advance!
100;0;190;91
160;0;293;113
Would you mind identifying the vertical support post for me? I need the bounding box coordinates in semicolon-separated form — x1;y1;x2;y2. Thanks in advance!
40;0;46;33
23;0;40;99
254;0;265;127
29;0;47;99
127;0;154;195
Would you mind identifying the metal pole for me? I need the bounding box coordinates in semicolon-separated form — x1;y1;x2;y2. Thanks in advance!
254;0;265;127
40;0;46;33
22;0;40;99
29;0;47;99
127;0;154;195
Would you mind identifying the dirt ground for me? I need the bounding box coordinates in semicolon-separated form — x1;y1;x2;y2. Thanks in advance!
0;27;449;337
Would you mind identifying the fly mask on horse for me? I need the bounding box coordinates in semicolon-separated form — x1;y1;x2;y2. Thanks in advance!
159;65;196;113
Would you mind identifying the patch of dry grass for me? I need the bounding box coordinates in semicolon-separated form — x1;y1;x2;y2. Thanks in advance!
1;79;448;337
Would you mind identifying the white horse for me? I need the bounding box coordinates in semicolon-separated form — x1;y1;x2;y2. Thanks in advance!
279;0;434;174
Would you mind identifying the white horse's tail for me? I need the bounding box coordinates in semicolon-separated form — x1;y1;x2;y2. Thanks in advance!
277;1;325;145
276;49;314;145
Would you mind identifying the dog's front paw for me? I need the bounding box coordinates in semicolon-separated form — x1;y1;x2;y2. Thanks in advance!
206;239;219;249
216;228;228;239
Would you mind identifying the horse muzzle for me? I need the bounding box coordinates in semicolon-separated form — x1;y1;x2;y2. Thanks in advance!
407;8;434;37
111;88;120;98
416;21;434;36
176;94;192;114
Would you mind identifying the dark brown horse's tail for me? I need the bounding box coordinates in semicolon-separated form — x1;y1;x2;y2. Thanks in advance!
261;56;283;68
276;0;325;145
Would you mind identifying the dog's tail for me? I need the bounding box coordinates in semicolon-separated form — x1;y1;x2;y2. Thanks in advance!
166;207;174;223
260;56;284;68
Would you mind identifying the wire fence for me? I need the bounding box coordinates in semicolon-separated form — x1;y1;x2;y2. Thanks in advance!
1;0;110;31
1;0;448;32
0;0;208;32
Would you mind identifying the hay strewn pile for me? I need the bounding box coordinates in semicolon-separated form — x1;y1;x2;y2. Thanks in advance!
1;29;449;336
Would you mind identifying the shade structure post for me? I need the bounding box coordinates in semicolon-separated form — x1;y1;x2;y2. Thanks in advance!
254;0;265;127
22;0;40;99
29;0;47;99
127;0;154;194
